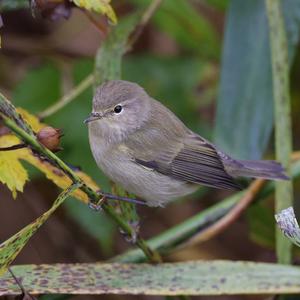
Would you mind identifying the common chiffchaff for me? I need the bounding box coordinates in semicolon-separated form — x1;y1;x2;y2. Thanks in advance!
85;80;287;207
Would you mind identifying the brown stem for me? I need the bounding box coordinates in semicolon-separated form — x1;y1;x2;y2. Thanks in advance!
179;179;266;248
0;143;27;151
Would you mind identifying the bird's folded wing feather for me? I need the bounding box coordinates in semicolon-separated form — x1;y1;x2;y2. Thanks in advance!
126;132;241;190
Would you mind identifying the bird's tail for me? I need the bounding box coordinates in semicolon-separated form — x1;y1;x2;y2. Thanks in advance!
227;159;289;180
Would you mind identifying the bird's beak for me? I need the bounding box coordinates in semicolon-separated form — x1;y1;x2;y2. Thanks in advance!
84;112;103;124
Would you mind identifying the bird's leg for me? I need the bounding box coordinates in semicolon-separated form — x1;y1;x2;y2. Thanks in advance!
88;190;146;211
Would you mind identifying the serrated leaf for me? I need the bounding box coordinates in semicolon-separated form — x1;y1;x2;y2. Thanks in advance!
0;183;80;275
1;261;300;295
72;0;117;24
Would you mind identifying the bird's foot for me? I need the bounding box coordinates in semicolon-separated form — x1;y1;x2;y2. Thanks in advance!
88;192;106;211
119;220;140;244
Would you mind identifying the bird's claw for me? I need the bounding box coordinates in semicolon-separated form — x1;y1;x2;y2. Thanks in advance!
88;202;103;211
119;220;140;244
88;194;106;211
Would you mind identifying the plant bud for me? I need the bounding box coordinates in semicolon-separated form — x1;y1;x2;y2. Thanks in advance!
37;126;62;152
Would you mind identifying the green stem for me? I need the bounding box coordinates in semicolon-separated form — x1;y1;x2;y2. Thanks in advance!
266;0;294;264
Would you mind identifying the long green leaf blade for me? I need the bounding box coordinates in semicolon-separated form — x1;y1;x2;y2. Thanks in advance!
1;261;300;295
214;0;300;160
0;183;81;275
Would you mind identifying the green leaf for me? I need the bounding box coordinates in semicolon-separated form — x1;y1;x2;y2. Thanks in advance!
214;0;300;160
129;0;220;58
1;261;300;295
0;184;80;275
246;202;275;249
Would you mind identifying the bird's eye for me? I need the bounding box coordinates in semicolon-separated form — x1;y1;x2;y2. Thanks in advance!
114;105;122;114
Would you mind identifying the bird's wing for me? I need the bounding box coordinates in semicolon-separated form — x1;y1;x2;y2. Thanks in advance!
129;133;241;190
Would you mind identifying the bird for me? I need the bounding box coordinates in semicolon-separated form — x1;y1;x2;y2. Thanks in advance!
85;80;288;207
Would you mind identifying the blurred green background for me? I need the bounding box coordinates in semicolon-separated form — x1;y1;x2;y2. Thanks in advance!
0;0;300;299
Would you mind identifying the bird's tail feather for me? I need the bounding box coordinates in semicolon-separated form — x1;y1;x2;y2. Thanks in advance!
229;159;289;180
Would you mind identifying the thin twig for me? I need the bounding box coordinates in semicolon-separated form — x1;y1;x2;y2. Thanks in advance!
101;192;147;205
127;0;163;51
38;74;94;119
178;179;266;248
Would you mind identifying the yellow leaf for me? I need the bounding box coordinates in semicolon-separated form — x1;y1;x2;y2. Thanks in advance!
0;136;28;199
17;107;45;132
23;152;98;202
0;109;99;202
72;0;117;24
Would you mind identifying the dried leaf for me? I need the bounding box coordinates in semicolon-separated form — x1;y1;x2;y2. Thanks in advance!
275;206;300;247
72;0;117;24
0;184;80;275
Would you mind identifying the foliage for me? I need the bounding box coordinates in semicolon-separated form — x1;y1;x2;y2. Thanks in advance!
0;0;299;298
1;261;300;295
214;0;300;160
